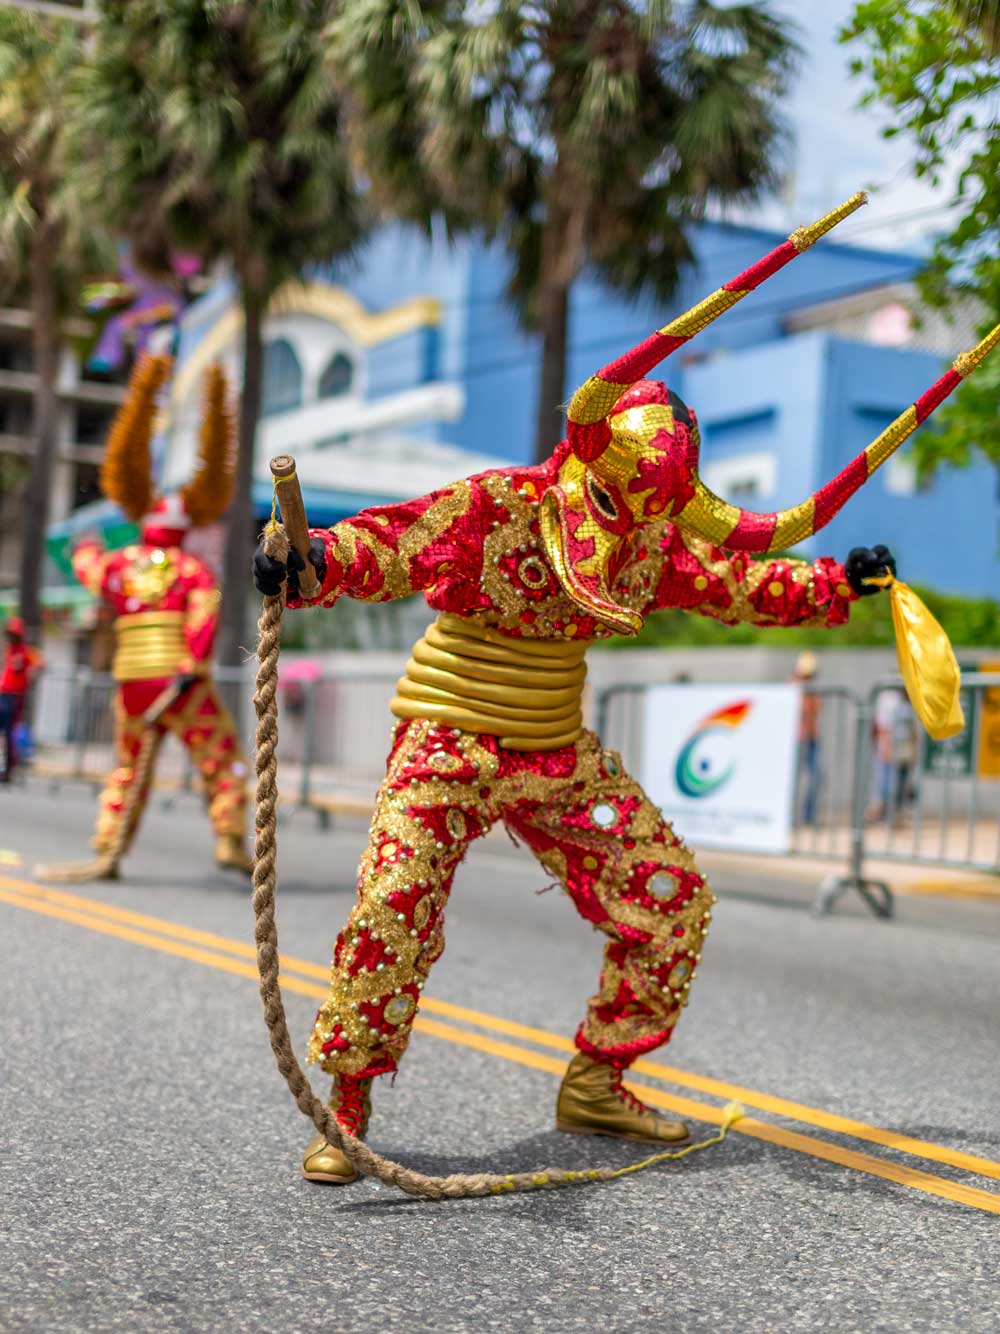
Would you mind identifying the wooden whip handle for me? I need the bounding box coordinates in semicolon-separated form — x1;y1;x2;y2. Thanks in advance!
269;455;321;600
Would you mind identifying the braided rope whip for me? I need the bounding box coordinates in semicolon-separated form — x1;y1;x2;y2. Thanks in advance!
251;524;742;1200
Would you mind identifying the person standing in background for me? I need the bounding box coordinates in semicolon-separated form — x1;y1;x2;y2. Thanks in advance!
0;616;43;783
793;651;822;825
871;687;917;824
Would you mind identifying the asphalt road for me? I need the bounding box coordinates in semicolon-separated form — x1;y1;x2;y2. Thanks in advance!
1;776;999;1334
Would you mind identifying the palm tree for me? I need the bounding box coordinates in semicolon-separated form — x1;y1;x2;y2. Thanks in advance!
331;0;799;461
81;0;368;668
0;10;107;642
956;0;1000;50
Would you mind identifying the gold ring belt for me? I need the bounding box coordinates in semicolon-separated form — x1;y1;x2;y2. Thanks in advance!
391;613;591;750
113;611;186;682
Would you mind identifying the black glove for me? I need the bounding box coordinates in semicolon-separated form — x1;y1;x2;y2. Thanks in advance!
845;545;896;597
173;672;201;696
253;535;327;597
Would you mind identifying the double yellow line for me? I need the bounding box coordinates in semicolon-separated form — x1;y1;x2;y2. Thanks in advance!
3;872;1000;1215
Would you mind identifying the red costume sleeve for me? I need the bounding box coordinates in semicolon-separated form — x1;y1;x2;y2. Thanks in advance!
641;526;857;628
71;540;114;599
178;555;222;671
289;480;487;610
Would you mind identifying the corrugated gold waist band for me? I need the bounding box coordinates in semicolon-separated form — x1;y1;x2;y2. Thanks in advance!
391;612;591;751
112;611;186;682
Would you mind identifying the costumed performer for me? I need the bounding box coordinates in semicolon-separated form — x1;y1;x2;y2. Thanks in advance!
66;353;251;878
254;193;991;1184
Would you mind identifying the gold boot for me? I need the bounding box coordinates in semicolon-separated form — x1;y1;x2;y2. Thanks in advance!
301;1075;372;1185
215;834;252;875
555;1052;690;1145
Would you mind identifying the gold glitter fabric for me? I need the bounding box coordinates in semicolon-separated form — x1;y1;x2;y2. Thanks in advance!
673;482;742;548
659;288;743;338
567;373;632;426
295;458;855;640
72;542;226;675
864;405;919;475
291;440;855;1085
563;195;868;433
93;678;247;853
616;526;855;631
72;539;247;855
307;719;715;1078
789;191;867;251
953;325;1000;378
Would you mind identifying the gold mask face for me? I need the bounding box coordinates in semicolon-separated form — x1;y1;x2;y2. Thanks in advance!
538;386;702;636
587;400;701;527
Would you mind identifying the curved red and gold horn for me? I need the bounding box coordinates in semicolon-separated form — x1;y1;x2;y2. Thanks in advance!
672;324;1000;553
565;192;868;460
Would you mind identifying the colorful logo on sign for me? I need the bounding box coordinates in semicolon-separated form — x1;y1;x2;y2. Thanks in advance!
674;700;752;798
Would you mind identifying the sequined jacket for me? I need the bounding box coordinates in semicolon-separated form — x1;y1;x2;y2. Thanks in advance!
72;541;222;676
298;461;857;638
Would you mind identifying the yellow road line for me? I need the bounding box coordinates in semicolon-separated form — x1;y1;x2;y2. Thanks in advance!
0;877;328;969
371;995;1000;1188
13;884;993;1215
0;887;325;1000
413;1017;1000;1217
8;875;1000;1188
902;879;1000;902
5;875;1000;1208
701;852;1000;901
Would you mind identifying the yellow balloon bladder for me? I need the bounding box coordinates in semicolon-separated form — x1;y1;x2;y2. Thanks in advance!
868;574;964;741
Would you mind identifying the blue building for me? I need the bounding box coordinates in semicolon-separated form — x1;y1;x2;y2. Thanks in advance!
54;216;999;601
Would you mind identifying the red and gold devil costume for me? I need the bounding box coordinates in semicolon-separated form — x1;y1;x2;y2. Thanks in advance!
254;193;999;1182
71;355;251;875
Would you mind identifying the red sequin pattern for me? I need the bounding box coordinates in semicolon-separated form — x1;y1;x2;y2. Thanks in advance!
290;458;855;637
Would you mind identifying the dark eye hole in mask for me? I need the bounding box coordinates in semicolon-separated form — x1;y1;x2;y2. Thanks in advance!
586;475;618;521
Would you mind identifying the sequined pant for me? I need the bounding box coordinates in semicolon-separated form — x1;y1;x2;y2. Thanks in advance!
308;719;715;1079
93;678;248;853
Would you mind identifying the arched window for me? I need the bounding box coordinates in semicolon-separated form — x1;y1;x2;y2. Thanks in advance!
261;338;303;416
318;351;355;400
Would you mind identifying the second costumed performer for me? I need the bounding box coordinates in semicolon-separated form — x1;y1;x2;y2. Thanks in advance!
65;354;252;880
254;194;985;1184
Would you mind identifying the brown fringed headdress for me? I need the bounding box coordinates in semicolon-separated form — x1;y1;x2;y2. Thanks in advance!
99;355;236;537
99;353;173;522
180;362;236;526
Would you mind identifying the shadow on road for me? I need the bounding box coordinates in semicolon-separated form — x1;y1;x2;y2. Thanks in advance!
316;1126;761;1217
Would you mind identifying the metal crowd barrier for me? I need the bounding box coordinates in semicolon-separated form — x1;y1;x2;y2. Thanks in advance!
26;665;1000;917
30;663;400;823
597;674;1000;919
818;673;1000;915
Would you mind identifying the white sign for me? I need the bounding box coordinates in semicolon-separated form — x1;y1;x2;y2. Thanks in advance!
640;684;801;854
